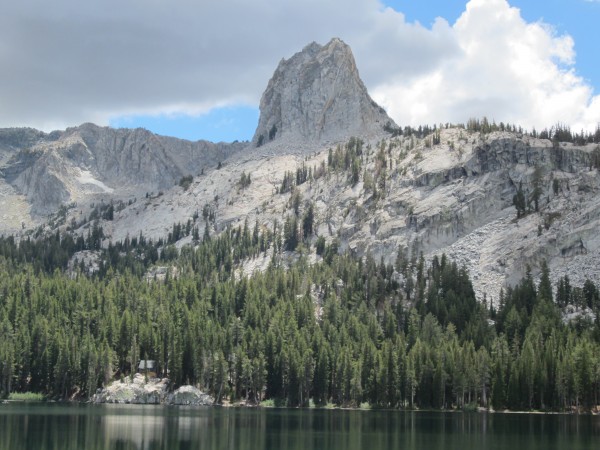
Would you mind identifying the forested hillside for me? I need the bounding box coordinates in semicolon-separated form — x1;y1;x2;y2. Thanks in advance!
0;223;598;411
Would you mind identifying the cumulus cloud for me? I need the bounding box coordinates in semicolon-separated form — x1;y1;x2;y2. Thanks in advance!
372;0;600;131
0;0;597;133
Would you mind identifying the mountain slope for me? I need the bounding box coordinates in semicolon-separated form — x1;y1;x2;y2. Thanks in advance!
97;127;600;303
0;123;244;216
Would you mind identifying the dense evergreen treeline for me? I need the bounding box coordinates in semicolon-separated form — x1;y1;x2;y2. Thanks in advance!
0;223;104;274
384;117;600;146
0;223;599;411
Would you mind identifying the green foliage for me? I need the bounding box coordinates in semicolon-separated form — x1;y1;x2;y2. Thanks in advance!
238;171;251;189
179;175;194;191
8;392;45;401
466;117;523;135
393;118;600;145
590;145;600;170
552;179;560;196
0;214;598;412
301;202;315;240
530;165;544;212
0;223;106;274
543;212;561;230
383;121;402;137
202;203;216;223
373;143;388;199
283;215;299;251
280;171;295;194
290;190;302;216
513;182;527;219
327;137;363;186
296;164;309;186
315;236;326;256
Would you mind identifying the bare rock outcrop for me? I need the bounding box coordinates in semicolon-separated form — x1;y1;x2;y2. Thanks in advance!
92;374;169;404
1;123;245;215
92;374;214;405
253;38;395;146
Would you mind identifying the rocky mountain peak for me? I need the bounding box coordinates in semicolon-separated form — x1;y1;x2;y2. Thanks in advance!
253;38;395;146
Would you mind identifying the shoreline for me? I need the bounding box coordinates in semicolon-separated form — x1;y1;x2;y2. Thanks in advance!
4;398;596;415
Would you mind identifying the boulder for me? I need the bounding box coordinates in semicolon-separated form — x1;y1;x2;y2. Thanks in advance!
167;386;214;406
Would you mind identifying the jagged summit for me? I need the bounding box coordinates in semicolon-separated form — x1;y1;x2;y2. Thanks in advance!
253;38;395;146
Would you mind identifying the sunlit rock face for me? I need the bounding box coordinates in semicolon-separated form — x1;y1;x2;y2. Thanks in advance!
0;123;244;215
253;38;395;147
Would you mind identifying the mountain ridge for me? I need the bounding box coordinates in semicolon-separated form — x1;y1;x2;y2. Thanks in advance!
1;39;600;303
0;123;245;216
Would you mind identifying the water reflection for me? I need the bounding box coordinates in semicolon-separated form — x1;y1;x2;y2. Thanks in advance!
0;404;599;450
103;410;166;448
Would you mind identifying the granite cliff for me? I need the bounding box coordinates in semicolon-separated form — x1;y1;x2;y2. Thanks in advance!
253;38;394;146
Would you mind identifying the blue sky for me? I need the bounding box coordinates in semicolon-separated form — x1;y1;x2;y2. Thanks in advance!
386;0;599;88
2;0;599;141
110;106;259;143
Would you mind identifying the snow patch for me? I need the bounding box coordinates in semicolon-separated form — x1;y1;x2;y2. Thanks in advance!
77;169;114;193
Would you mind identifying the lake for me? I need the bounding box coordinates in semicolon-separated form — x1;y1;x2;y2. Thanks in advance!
0;403;599;450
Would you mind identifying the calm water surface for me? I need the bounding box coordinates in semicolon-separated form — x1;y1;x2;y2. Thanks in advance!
0;403;598;450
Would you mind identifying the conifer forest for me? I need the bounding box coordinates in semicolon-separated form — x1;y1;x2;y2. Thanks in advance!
0;218;599;413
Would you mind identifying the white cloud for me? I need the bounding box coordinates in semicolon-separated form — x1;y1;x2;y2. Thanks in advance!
0;0;597;133
372;0;600;131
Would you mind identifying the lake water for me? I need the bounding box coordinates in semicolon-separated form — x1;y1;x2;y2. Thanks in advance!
0;403;599;450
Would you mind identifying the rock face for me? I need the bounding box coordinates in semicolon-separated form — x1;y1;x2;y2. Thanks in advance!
92;374;169;404
253;38;394;146
92;374;214;405
0;123;245;215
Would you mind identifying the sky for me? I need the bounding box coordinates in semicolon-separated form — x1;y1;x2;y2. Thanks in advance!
1;0;599;142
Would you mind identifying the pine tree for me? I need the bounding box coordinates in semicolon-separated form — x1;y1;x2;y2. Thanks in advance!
513;182;527;218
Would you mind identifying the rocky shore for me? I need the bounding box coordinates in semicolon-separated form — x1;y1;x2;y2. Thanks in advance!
92;373;214;406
